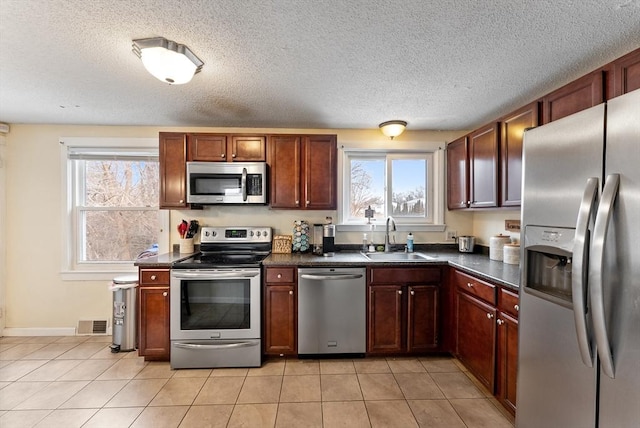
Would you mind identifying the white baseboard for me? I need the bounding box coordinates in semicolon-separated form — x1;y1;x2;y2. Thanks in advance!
2;327;77;337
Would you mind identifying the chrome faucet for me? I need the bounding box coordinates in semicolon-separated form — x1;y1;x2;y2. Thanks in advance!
384;216;396;252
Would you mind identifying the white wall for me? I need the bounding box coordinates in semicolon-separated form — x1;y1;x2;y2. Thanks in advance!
4;124;476;333
0;131;7;332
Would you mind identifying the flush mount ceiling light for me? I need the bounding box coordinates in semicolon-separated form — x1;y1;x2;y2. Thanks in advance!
132;37;203;84
379;120;407;140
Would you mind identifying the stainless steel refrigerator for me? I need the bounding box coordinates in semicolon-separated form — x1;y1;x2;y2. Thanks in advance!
516;88;640;427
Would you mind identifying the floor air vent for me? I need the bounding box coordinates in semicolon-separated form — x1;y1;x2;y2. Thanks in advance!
77;319;108;335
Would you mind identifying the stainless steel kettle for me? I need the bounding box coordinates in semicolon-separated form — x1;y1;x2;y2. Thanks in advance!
458;236;476;253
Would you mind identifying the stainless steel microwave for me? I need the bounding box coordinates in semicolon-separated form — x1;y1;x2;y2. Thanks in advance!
186;162;267;204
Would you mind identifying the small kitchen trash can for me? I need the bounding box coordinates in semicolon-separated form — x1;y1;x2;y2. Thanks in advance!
109;275;138;353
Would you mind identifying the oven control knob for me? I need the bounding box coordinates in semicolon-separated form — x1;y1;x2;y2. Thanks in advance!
204;231;210;237
211;231;217;237
256;231;261;237
250;231;254;237
263;230;268;237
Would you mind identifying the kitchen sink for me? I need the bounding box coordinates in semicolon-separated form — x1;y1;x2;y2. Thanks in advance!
361;252;437;262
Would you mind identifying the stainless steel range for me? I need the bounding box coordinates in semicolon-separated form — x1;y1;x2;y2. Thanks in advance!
170;226;271;369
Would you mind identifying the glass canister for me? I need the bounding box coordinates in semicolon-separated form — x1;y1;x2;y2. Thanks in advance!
292;220;310;252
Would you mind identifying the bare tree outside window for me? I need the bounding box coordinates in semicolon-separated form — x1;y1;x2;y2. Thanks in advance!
81;160;159;262
350;160;384;217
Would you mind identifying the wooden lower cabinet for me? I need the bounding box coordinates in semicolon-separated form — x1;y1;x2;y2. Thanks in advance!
138;268;170;361
263;267;297;356
367;267;442;354
497;311;518;415
455;291;497;391
451;267;519;415
496;287;520;416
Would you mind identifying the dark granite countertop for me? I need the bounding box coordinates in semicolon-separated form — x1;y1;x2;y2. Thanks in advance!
264;248;520;290
134;251;197;268
137;247;520;291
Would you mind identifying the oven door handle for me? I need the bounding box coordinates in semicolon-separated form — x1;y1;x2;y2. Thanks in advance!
171;271;259;279
174;341;256;350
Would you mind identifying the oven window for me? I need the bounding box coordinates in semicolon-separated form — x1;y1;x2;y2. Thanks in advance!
180;279;251;330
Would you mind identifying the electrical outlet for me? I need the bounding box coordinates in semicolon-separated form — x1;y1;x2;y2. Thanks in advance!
446;230;457;241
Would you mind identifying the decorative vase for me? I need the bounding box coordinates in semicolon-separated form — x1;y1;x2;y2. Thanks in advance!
292;220;310;252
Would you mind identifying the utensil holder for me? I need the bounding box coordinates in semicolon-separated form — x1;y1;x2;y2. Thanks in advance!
179;238;194;254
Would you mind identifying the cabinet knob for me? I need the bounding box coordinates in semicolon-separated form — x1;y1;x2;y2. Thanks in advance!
221;153;225;158
410;290;415;295
486;313;494;319
467;282;474;288
306;200;310;206
277;273;282;279
295;200;299;204
514;304;520;312
163;292;168;297
289;290;293;295
398;290;403;295
151;275;157;280
497;319;504;326
232;153;236;158
179;199;184;204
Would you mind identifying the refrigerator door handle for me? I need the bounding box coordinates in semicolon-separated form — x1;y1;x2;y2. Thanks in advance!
572;176;599;367
590;173;620;379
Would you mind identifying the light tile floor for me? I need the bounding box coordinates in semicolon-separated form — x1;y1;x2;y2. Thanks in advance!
0;335;514;427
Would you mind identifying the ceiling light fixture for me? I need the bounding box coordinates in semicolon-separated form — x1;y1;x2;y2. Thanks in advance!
379;120;407;139
132;37;203;84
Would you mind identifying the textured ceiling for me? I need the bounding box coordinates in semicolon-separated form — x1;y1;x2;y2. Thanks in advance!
1;0;639;131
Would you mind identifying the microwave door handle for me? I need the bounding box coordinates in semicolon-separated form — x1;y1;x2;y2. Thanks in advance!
242;167;248;202
590;173;619;379
572;176;599;367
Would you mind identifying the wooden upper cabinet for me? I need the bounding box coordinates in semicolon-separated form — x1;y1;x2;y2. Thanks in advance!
159;132;188;209
500;102;539;207
542;70;604;124
608;48;640;99
302;135;337;210
469;123;499;208
188;133;266;162
268;134;337;210
447;136;469;210
231;135;266;161
269;135;302;208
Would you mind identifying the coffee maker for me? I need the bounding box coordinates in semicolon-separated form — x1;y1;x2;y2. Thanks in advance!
322;224;336;256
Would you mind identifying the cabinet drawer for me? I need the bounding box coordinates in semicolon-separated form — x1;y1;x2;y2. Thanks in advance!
140;269;170;285
370;267;441;284
498;287;519;318
452;269;496;305
265;267;296;283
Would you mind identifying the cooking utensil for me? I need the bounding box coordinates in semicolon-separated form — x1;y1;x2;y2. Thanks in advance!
186;220;199;238
178;220;188;238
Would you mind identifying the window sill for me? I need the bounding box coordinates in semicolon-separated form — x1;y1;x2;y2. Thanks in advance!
60;270;138;281
336;223;446;232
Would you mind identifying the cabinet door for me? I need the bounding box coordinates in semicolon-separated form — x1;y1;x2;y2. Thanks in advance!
497;312;518;416
407;285;439;352
264;285;296;355
159;132;188;209
368;285;404;353
447;136;469;210
455;290;497;392
230;135;266;161
138;286;170;360
469;123;499;208
268;135;301;208
188;134;227;161
500;103;539;207
542;70;604;124
302;135;337;210
609;48;640;98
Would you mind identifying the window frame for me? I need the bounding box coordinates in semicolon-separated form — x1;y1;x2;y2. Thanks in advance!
60;137;169;280
338;148;446;232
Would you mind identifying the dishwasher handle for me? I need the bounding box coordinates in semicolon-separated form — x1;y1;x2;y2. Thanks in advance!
300;273;364;281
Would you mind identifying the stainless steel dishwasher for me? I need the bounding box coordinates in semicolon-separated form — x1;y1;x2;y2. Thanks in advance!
297;267;366;356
